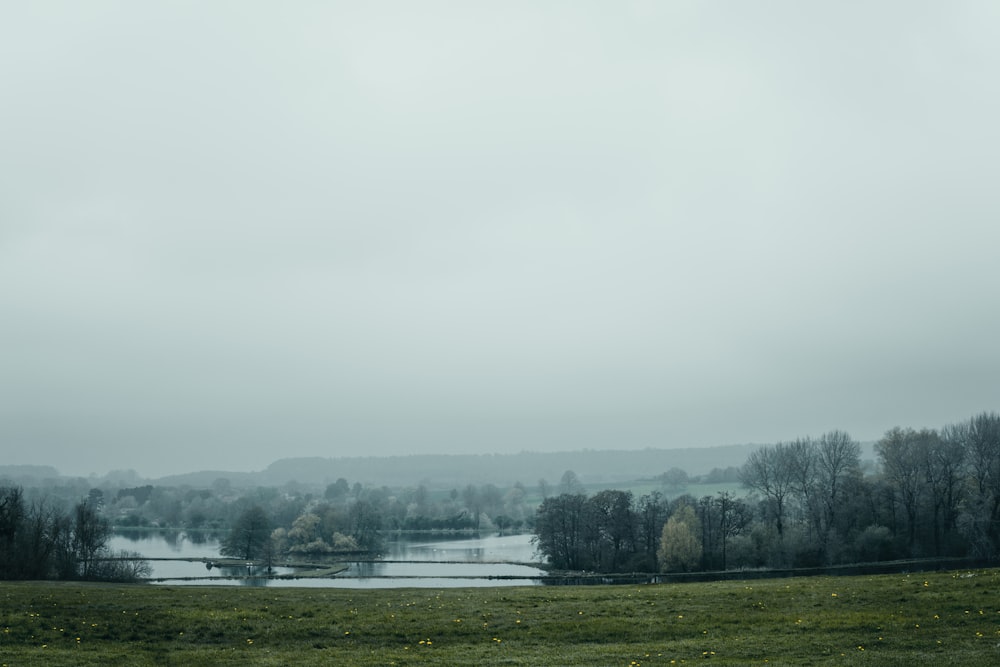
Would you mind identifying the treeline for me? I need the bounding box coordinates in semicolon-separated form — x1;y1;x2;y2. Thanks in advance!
534;412;1000;574
103;478;533;535
3;471;540;566
0;486;149;581
533;487;755;573
743;413;1000;566
534;490;671;572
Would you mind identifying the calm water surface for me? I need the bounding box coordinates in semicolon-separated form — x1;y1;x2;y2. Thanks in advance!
113;531;546;587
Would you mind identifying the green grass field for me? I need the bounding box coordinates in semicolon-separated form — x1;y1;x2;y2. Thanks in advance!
3;568;999;665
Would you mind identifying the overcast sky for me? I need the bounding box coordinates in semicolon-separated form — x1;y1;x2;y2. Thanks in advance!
2;1;999;478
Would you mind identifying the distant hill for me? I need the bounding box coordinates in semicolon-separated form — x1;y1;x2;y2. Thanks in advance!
151;469;261;488
0;464;62;485
153;444;763;490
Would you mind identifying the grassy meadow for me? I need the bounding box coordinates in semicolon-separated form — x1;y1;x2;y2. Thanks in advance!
2;569;1000;666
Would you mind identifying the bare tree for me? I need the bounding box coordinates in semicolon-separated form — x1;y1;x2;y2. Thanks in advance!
925;426;966;555
0;487;25;574
221;505;272;561
559;470;585;495
590;490;636;571
876;427;924;551
816;430;862;542
636;492;667;570
533;493;590;570
73;500;111;579
961;412;1000;556
786;437;822;540
715;491;751;570
740;443;795;537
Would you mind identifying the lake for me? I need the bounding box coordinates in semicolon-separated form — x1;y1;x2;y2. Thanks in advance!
110;531;547;587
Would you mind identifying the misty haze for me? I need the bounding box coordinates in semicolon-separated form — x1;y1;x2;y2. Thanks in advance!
2;2;1000;663
2;2;998;480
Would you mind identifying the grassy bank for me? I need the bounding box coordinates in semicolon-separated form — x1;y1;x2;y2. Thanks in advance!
2;569;999;665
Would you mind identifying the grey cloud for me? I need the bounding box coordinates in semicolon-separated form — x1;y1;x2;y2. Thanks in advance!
2;1;999;476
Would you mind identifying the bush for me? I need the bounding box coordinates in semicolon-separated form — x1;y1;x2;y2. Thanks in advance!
89;550;152;582
853;525;896;562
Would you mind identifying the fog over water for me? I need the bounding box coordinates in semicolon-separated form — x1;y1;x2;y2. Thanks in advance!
2;2;999;478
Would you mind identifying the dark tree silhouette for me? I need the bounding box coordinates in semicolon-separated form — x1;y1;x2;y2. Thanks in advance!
221;505;271;561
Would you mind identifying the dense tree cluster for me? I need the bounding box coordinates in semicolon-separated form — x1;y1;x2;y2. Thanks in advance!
533;489;752;573
534;490;671;572
740;414;1000;568
0;487;149;581
738;429;866;567
535;413;1000;574
873;413;1000;559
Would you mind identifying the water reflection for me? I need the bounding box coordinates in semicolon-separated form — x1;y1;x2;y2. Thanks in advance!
344;560;543;579
294;576;543;589
132;531;547;587
109;530;222;559
381;533;541;564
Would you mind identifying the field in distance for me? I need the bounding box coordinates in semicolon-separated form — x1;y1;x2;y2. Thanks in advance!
2;569;998;665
